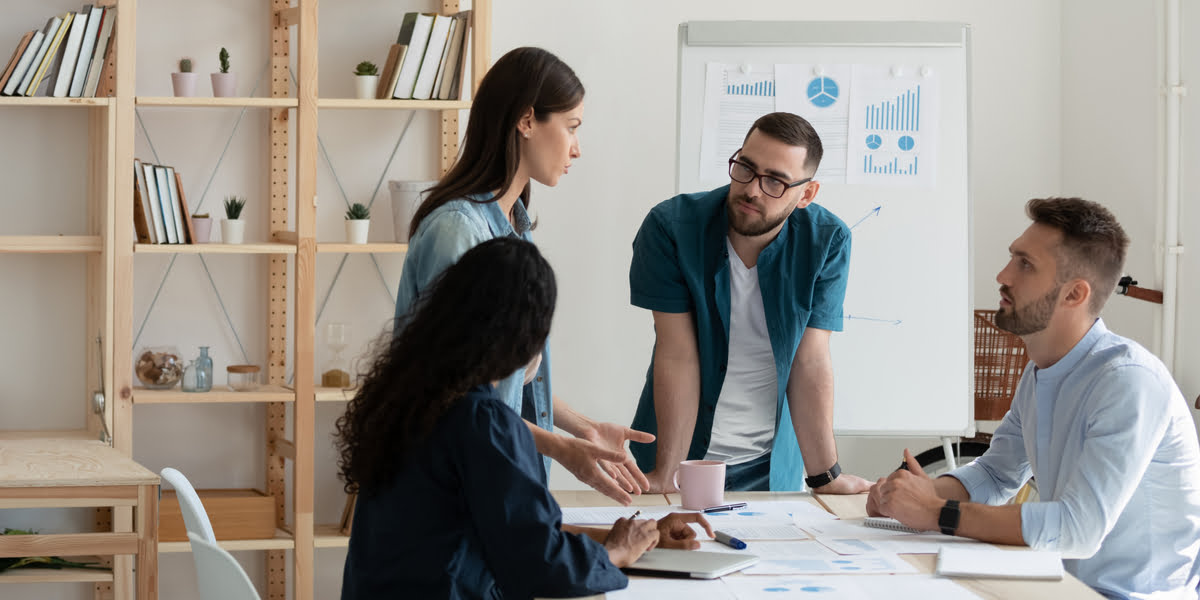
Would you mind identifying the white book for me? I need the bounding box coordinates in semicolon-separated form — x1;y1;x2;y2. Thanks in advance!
154;165;180;244
141;162;170;244
15;18;60;96
132;158;159;244
52;7;89;97
437;11;470;100
936;546;1063;580
410;14;452;101
429;18;456;99
3;29;44;96
164;166;186;243
82;7;115;98
69;5;104;97
391;12;434;99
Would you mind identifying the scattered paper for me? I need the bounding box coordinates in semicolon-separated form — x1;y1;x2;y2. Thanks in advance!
721;574;982;600
606;577;735;600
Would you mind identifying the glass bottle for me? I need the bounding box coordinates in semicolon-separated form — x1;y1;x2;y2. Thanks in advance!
322;322;351;388
181;360;200;392
195;346;213;392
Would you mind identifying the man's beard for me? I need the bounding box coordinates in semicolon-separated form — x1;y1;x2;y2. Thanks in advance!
727;193;792;237
994;284;1060;335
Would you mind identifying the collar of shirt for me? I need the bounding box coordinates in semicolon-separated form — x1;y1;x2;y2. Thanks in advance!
478;192;532;238
1033;318;1106;383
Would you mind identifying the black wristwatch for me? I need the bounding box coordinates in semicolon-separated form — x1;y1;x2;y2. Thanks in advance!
804;462;841;489
939;499;961;536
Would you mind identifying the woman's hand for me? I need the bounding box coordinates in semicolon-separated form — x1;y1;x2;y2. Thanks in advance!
604;517;659;568
655;512;714;550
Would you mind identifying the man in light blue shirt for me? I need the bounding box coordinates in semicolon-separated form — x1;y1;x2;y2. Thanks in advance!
868;197;1200;599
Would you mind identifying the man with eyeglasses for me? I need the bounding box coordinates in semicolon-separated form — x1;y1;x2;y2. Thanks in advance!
627;112;870;494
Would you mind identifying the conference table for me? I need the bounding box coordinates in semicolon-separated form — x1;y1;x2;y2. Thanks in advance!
551;490;1102;600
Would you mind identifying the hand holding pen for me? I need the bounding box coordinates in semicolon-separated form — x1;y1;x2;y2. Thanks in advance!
654;512;714;550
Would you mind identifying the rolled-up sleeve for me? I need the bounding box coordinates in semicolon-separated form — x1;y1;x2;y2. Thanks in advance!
630;211;692;313
946;384;1032;505
807;227;850;332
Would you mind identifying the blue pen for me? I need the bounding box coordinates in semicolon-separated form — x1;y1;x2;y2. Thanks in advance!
714;530;747;550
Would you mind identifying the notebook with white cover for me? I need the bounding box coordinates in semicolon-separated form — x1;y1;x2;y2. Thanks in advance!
863;516;929;533
936;545;1063;580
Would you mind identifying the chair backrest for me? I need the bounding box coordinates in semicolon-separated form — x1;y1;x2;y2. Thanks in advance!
160;467;216;543
973;309;1031;420
187;532;261;600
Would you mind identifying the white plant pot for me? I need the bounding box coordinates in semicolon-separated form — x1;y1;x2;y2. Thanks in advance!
389;180;438;243
171;72;198;97
345;219;369;244
211;72;237;97
355;75;379;100
221;219;245;244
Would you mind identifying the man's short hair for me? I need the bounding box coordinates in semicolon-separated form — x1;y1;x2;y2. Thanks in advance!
1026;197;1130;314
744;112;823;176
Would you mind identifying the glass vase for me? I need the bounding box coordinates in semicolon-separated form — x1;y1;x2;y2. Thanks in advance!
195;346;213;392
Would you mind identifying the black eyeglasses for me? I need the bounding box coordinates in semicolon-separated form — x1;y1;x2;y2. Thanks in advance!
728;152;812;198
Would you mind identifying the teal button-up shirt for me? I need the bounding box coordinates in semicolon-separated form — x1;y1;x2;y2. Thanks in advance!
628;185;851;490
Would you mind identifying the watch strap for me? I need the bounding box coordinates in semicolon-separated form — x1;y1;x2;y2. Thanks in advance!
804;461;842;489
939;499;961;535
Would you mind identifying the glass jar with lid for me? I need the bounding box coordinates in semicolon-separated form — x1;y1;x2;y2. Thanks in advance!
226;364;261;392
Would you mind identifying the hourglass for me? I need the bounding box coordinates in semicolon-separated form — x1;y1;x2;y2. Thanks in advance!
322;322;351;388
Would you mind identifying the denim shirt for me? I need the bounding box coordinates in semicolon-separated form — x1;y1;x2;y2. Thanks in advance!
394;194;554;473
628;185;851;490
950;319;1200;599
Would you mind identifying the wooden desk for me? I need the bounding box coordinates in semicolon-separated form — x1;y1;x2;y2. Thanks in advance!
552;490;1102;600
0;437;159;599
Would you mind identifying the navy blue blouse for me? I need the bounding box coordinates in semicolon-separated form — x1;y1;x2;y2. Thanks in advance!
341;385;627;599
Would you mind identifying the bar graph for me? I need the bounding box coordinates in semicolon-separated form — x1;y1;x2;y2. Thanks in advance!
727;80;776;97
864;154;918;176
864;85;921;131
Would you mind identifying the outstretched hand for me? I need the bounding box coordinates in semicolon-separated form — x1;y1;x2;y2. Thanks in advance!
580;422;654;496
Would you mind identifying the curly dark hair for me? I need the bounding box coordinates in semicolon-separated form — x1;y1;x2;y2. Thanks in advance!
334;237;557;495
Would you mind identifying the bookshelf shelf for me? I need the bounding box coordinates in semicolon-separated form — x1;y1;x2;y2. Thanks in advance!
315;386;359;402
133;384;295;405
0;429;95;441
0;97;113;107
316;98;470;110
0;562;112;584
0;235;102;253
313;524;350;548
316;242;408;254
134;242;297;254
158;529;295;553
136;96;298;108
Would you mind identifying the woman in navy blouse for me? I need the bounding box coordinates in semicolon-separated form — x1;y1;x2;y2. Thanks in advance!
338;238;711;599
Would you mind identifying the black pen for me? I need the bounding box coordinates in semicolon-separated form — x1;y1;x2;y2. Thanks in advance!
896;460;910;472
701;502;747;514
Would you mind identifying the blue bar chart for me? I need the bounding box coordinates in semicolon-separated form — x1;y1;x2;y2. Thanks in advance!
727;80;775;97
864;85;920;131
864;155;918;176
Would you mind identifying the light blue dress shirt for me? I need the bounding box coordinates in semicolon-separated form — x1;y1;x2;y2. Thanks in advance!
393;194;554;474
949;319;1200;599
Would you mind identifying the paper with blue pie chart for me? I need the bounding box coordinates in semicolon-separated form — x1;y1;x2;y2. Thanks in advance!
776;64;853;183
847;64;940;187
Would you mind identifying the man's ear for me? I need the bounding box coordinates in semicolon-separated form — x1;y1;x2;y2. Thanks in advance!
795;180;821;210
1062;279;1092;311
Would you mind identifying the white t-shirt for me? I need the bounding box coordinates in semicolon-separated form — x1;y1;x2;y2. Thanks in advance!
704;238;778;465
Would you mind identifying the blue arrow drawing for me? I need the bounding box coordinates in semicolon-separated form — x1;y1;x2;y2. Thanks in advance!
844;314;902;326
850;206;882;230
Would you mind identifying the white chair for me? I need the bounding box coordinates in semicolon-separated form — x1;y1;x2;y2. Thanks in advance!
159;467;216;543
188;532;261;600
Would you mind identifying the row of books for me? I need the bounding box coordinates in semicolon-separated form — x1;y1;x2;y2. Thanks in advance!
133;159;198;245
0;5;116;98
376;10;472;101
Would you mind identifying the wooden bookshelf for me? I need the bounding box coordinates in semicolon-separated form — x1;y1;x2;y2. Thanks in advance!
0;563;113;584
132;384;295;404
316;242;408;254
0;235;103;253
136;96;298;108
134;242;297;254
316;98;470;110
0;97;113;107
158;529;294;554
313;524;349;548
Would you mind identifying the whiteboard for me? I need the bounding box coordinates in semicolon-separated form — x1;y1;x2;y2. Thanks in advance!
676;21;973;436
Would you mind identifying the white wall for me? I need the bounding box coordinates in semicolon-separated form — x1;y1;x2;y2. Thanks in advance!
7;1;1198;599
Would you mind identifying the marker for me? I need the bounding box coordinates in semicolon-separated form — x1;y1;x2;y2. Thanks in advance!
714;530;747;550
630;510;641;519
702;502;747;514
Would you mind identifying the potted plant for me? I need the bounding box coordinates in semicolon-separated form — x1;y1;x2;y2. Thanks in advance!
221;196;246;244
345;203;370;244
172;58;197;97
354;60;379;100
211;47;236;97
191;212;212;243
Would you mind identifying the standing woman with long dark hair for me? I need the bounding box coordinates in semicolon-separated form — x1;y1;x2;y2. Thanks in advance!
394;47;652;503
339;238;709;598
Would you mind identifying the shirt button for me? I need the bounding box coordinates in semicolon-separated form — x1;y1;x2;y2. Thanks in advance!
540;411;548;417
719;364;727;372
706;405;715;412
536;376;543;382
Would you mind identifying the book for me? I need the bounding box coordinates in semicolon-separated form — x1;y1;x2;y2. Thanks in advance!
16;16;65;96
936;546;1063;580
173;170;196;244
863;517;926;533
140;161;168;244
154;165;180;244
68;5;104;97
0;32;35;94
53;6;91;97
445;11;472;100
2;29;43;95
429;17;456;100
391;12;434;99
131;168;152;244
93;20;115;97
437;10;470;100
410;13;452;101
164;166;188;243
82;7;115;98
374;43;406;100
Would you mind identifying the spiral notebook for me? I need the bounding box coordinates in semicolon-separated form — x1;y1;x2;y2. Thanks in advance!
936;546;1063;580
863;517;929;534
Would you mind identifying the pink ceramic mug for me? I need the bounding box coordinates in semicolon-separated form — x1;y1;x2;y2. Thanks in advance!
673;460;726;510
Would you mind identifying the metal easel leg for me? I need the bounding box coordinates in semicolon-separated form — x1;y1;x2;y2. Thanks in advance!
941;437;958;471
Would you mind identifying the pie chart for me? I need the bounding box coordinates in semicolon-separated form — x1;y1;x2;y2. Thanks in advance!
807;77;839;108
898;135;915;151
866;134;882;150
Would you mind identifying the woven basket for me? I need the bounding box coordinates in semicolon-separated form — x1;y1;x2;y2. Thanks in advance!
974;310;1030;420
